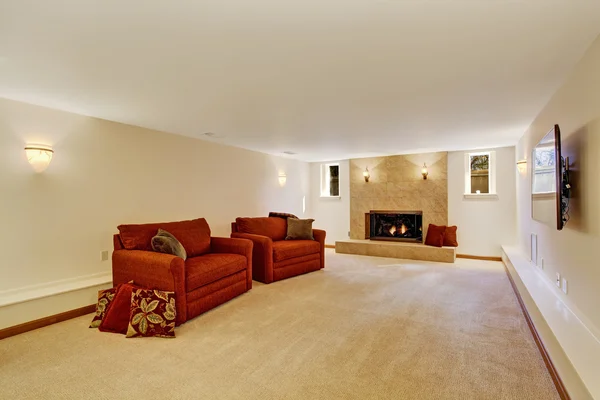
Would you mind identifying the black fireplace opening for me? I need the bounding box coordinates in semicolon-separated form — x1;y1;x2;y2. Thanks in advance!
368;211;423;243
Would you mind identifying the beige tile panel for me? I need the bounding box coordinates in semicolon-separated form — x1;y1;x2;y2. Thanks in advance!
350;157;388;183
386;157;419;183
351;182;388;199
349;152;448;239
335;240;456;263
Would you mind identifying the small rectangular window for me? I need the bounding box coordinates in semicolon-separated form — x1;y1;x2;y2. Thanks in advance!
464;151;496;195
321;163;340;197
470;154;490;194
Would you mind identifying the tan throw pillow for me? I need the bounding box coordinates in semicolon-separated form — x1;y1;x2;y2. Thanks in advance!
285;218;315;240
151;229;187;260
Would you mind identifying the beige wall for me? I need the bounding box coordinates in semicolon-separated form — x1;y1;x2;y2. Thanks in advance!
308;160;350;244
516;35;600;332
0;98;310;326
349;152;448;240
448;146;517;256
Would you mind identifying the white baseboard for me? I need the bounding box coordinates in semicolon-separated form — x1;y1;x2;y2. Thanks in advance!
502;246;599;400
0;272;112;307
0;272;113;330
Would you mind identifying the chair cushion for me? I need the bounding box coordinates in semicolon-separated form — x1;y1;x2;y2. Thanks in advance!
118;218;211;257
272;240;320;262
186;254;247;291
235;217;287;241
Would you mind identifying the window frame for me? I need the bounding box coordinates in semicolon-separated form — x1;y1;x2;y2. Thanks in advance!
464;151;497;198
320;163;341;198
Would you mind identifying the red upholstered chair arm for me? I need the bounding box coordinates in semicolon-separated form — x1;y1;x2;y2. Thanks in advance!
211;237;253;257
211;237;254;289
112;250;187;325
231;232;274;283
313;229;326;269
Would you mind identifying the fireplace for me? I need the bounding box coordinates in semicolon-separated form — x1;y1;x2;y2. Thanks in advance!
365;211;423;243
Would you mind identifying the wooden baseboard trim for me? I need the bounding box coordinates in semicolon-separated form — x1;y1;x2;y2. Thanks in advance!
0;304;96;340
324;244;336;249
457;254;502;262
502;262;570;400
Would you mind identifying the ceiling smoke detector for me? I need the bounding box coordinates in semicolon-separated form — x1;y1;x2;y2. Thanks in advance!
283;151;297;155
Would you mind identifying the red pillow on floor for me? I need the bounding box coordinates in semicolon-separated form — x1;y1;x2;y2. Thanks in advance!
99;283;139;334
443;226;459;247
89;287;118;328
425;224;446;247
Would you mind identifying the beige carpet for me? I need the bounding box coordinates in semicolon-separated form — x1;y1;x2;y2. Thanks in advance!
0;251;559;400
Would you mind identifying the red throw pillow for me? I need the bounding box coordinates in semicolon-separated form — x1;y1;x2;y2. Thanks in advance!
443;226;459;247
99;283;138;334
425;224;446;247
126;289;177;338
89;287;117;328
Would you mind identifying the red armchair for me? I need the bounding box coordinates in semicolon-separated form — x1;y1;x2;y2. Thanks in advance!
231;217;325;284
112;218;252;325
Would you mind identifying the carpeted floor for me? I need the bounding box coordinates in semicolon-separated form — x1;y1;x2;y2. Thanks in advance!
0;251;559;400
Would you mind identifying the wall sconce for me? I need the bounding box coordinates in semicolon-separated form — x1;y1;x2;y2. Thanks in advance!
278;172;287;187
516;159;527;173
421;163;428;180
25;144;54;173
363;167;370;182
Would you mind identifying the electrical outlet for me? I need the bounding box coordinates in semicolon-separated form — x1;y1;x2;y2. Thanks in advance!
556;272;561;288
101;250;109;261
348;231;351;237
562;278;568;294
540;258;544;269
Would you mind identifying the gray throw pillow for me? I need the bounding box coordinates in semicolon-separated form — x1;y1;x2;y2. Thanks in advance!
151;229;187;260
285;218;315;240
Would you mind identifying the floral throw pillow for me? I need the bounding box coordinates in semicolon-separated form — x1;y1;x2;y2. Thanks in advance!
126;289;176;338
89;287;117;328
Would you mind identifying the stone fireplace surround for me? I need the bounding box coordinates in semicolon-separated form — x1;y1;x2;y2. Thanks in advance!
349;152;448;241
335;151;455;263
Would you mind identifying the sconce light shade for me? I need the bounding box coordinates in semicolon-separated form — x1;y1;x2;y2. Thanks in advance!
363;167;370;182
278;172;287;187
421;163;429;180
516;159;527;173
25;145;54;173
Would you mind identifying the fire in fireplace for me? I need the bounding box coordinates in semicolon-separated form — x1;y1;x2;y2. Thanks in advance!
365;211;423;243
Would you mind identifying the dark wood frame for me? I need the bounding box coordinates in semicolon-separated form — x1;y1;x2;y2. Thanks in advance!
532;124;564;231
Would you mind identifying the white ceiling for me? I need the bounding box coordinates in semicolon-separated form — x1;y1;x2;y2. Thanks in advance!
1;1;600;162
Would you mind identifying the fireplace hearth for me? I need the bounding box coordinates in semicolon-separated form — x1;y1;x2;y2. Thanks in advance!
365;211;423;243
